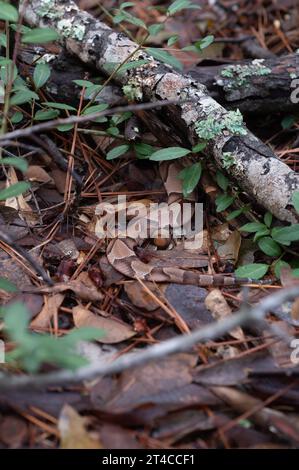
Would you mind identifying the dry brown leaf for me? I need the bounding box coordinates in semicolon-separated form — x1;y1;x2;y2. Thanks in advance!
73;306;135;343
30;293;64;329
0;416;28;448
0;250;32;290
291;298;299;321
217;230;241;264
211;223;230;242
205;289;244;341
23;281;103;302
58;405;102;449
263;321;296;368
25;165;53;184
50;169;68;194
124;281;160;311
5;167;38;226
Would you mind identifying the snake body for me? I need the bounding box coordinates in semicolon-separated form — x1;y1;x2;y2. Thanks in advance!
106;237;261;286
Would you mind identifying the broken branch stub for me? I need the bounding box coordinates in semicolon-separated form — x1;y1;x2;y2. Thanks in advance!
23;0;299;223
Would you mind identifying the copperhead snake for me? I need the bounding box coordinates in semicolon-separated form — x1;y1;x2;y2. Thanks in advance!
103;161;267;287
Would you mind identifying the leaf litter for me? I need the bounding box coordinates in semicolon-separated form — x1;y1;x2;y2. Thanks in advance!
1;0;299;450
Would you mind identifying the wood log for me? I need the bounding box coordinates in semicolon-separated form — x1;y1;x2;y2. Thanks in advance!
190;54;299;114
22;0;299;223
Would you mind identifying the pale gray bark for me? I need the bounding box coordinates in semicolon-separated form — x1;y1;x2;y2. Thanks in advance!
21;0;299;223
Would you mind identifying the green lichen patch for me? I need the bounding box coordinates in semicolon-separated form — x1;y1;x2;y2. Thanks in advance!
220;60;271;89
195;109;247;140
221;152;236;169
57;19;85;40
122;82;143;101
36;0;61;20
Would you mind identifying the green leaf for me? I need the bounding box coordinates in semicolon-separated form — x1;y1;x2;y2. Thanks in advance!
253;228;270;242
110;111;132;126
195;35;214;50
106;144;130;160
0;157;28;173
84;84;103;99
215;194;235;212
271;224;299;244
146;47;183;70
82;103;108;122
0;278;17;293
120;2;135;9
148;23;164;36
114;10;146;29
63;327;105;344
292;268;299;277
167;35;179;46
240;222;267;233
42;102;77;111
192;142;207;153
0;60;17;85
107;126;120;136
0;182;30;201
178;162;202;197
0;1;18;22
73;79;94;88
10;90;39;106
149;146;191;161
264;212;273;228
22;27;59;44
258;237;282;257
235;263;269;280
281;115;296;130
226;207;247;221
9;24;30;33
11;111;23;124
56;123;74;132
3;302;29;341
216;171;229;191
292;191;299;214
167;0;191;15
33;63;51;89
274;260;290;279
0;32;7;48
134;142;155;158
34;109;60;121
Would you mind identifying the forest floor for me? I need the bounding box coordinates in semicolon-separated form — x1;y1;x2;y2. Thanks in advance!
1;0;299;449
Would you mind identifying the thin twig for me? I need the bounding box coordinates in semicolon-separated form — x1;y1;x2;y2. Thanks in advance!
0;229;53;286
0;99;190;143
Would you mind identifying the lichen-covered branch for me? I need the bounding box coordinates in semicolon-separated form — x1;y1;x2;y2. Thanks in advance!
22;0;299;223
21;49;299;115
190;54;299;114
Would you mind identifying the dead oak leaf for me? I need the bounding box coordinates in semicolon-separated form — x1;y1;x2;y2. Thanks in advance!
30;293;64;329
23;281;103;302
58;405;102;449
72;306;135;344
205;288;244;341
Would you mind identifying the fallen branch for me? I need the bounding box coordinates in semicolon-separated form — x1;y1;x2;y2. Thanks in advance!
191;53;299;114
20;49;299;115
0;286;298;390
0;99;187;142
21;0;299;223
